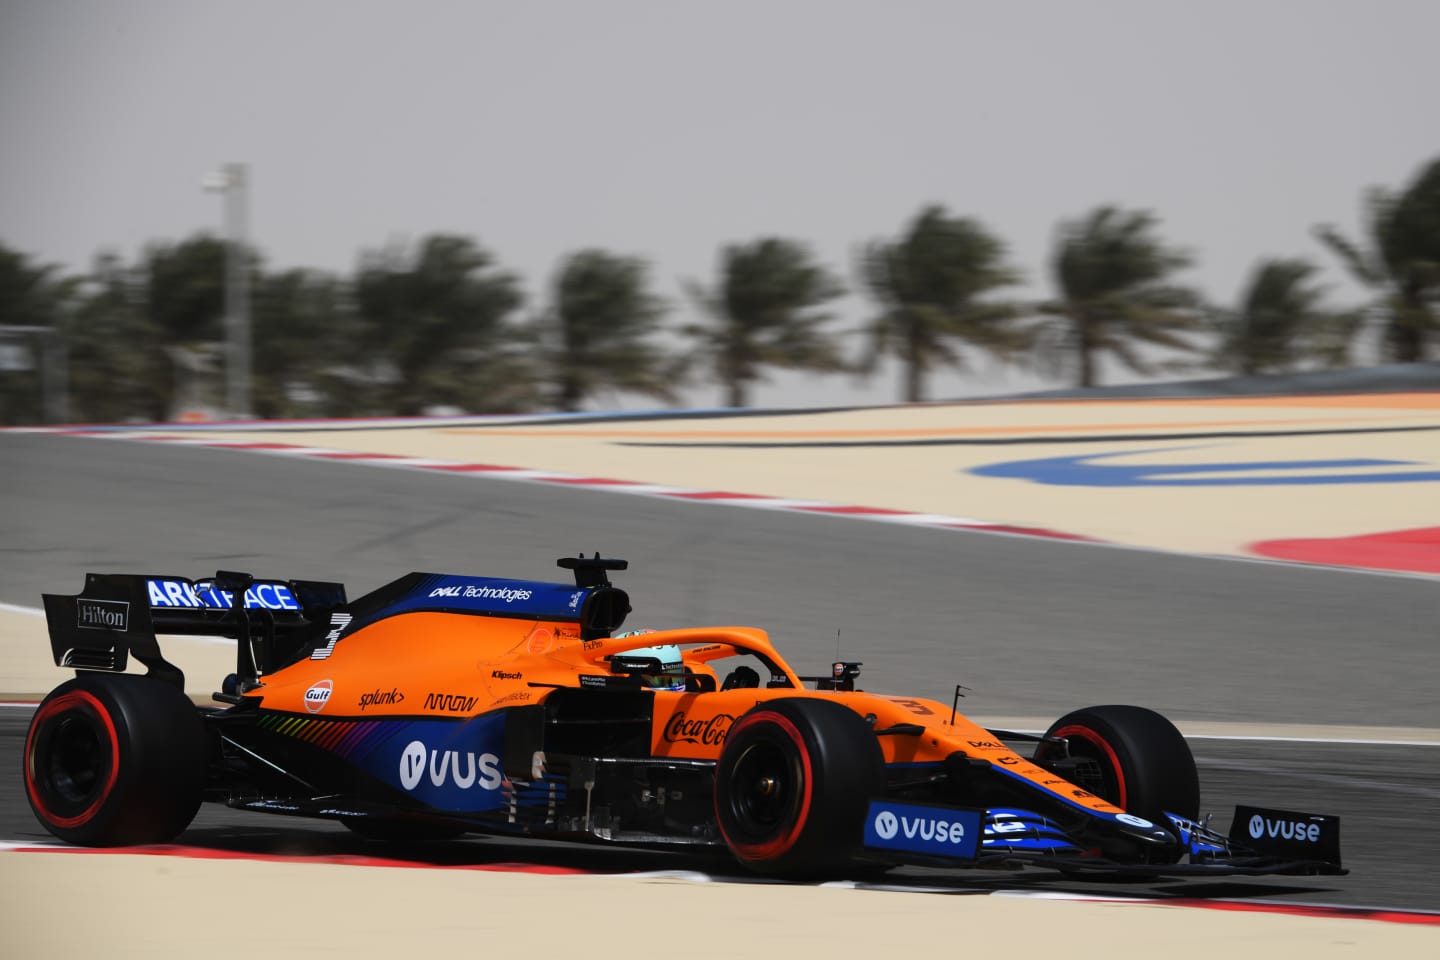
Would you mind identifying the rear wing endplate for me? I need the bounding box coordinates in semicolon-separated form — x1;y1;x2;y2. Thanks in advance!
42;570;346;688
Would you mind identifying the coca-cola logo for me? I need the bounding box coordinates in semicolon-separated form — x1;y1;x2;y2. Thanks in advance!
663;711;735;746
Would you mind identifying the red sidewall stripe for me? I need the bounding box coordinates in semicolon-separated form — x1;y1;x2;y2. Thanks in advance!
25;690;122;829
720;711;814;863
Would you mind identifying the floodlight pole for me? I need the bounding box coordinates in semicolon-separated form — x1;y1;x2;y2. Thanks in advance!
206;162;251;419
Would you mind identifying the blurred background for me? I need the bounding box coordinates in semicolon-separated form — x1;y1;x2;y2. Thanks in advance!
2;0;1438;423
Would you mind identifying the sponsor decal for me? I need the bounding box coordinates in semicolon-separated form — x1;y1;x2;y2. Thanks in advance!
525;627;553;655
663;711;735;746
425;692;479;713
967;740;1003;750
1115;813;1154;829
568;591;583;611
1229;804;1340;864
865;802;980;859
146;578;299;611
491;691;532;706
428;584;534;603
996;755;1020;765
889;698;934;716
490;670;522;680
1248;813;1322;843
304;680;333;714
358;688;404;711
398;740;502;792
77;598;129;631
582;639;604;651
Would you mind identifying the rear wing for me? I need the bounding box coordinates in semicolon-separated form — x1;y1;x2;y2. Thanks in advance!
42;570;346;689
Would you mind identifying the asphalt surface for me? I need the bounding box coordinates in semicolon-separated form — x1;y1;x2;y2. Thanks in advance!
3;430;1438;911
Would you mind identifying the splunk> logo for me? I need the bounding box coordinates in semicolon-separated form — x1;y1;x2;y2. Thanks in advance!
971;446;1440;487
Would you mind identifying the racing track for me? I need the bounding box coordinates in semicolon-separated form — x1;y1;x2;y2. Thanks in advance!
2;431;1438;913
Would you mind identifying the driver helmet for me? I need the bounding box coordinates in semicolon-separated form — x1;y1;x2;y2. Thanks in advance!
614;630;685;691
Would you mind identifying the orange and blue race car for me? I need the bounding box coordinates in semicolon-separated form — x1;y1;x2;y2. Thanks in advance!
24;554;1343;878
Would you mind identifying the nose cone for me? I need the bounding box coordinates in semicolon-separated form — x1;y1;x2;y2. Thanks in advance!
1110;813;1181;855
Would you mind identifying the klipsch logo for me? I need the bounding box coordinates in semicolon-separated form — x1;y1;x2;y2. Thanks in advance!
304;680;333;713
663;711;735;746
77;599;129;631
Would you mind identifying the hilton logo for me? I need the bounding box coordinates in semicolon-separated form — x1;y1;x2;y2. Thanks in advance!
77;599;129;631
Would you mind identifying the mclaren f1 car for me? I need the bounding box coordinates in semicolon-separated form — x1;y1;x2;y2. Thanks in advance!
24;555;1343;877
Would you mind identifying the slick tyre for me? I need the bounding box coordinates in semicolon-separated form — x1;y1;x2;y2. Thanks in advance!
1036;704;1200;824
715;698;884;876
24;674;208;846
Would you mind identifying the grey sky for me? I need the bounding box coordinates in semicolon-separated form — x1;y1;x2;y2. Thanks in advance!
2;0;1437;407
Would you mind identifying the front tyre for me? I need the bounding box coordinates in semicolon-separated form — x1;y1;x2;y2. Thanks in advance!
1035;704;1199;824
714;698;884;876
24;674;208;846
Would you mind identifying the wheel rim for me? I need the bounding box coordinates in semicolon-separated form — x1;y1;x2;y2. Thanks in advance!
1050;724;1128;810
25;691;120;828
727;739;801;836
718;710;814;861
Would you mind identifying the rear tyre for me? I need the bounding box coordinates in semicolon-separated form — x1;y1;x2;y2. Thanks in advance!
1034;704;1199;824
714;698;884;876
24;674;208;846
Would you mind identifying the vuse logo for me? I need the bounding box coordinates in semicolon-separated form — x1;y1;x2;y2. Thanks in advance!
398;740;502;792
1249;813;1322;843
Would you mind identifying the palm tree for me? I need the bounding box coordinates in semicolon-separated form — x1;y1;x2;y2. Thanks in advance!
354;234;536;415
543;250;684;412
0;244;78;424
66;251;169;423
143;235;228;345
861;206;1023;402
1214;258;1361;375
251;268;357;419
1315;156;1440;362
1037;206;1203;388
686;237;846;408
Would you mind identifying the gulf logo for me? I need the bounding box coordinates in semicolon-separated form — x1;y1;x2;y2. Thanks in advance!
305;680;334;714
